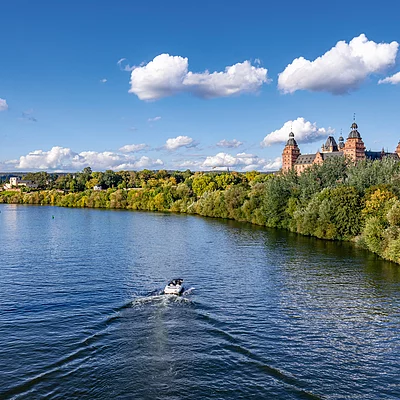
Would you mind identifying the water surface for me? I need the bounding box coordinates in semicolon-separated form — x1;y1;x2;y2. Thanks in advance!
0;204;399;399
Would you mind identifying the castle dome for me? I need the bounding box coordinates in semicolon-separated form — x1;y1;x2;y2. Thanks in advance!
286;131;297;146
348;121;361;139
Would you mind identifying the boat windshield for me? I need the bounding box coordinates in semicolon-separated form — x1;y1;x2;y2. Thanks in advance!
168;279;183;286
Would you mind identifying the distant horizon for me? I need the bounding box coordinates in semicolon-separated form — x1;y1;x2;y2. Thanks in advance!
0;169;276;176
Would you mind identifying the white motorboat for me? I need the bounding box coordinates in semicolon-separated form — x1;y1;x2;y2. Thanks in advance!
164;278;184;295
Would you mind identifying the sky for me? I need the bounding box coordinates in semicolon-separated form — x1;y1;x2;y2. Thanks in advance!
1;0;400;172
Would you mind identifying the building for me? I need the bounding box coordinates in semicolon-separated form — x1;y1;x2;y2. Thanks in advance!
3;177;38;190
281;121;400;174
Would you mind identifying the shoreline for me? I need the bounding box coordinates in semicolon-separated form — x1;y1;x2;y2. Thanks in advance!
1;186;398;266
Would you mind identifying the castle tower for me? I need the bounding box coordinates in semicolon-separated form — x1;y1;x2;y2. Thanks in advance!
321;136;339;153
343;121;366;161
281;131;300;173
396;141;400;158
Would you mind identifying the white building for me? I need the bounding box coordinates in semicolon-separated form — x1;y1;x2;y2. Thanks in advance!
3;177;38;190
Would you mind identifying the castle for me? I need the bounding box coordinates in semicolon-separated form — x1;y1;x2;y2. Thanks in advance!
281;121;400;174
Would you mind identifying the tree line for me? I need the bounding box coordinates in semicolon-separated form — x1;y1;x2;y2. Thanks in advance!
1;158;400;264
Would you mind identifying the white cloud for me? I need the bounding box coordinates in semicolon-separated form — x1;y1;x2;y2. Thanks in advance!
216;139;243;148
378;71;400;85
261;117;334;147
261;157;282;171
278;34;399;94
128;53;270;100
165;135;195;150
10;146;163;171
0;98;8;111
129;54;188;100
203;152;237;168
175;160;203;169
117;58;135;72
183;60;270;98
202;152;281;171
119;143;148;153
148;116;161;122
134;156;163;169
17;147;80;170
100;78;107;83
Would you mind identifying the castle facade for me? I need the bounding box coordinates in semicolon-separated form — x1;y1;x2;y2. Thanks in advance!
281;121;400;174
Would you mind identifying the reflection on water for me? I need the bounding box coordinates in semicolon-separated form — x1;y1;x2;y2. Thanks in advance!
0;204;399;400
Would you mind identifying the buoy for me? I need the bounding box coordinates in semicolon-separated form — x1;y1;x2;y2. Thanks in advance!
52;215;54;219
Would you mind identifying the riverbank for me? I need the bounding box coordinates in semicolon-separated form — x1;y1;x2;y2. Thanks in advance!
1;158;400;265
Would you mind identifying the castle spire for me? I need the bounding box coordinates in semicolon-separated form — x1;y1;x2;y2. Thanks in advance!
338;129;344;149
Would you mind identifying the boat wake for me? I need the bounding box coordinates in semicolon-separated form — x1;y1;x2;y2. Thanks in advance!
130;287;195;307
182;287;195;296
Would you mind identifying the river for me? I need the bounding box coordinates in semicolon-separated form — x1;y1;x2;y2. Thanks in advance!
0;204;399;399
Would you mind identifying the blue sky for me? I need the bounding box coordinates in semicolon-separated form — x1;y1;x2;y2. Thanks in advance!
1;0;399;172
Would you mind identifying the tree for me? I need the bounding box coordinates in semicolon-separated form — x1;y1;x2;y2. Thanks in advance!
23;172;50;189
101;170;122;189
192;174;217;197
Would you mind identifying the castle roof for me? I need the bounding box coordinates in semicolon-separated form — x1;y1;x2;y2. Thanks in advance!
294;154;316;165
324;136;338;151
365;151;400;161
294;151;343;166
320;152;343;160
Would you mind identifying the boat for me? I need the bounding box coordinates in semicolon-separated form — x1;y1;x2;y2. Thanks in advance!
164;278;184;295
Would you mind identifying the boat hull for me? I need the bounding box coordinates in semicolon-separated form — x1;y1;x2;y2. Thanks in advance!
163;285;183;295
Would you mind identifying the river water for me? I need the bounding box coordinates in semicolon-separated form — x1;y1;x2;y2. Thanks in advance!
0;204;399;399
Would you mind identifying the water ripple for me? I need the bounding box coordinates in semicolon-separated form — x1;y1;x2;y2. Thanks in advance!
1;205;399;399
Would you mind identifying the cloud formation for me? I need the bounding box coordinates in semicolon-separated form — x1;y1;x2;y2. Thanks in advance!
216;139;243;148
129;54;270;100
378;71;400;85
148;116;161;122
261;117;334;147
2;145;282;172
100;78;107;83
119;143;148;153
9;146;163;171
202;152;281;171
165;136;195;150
117;58;135;72
0;98;8;111
278;34;399;94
